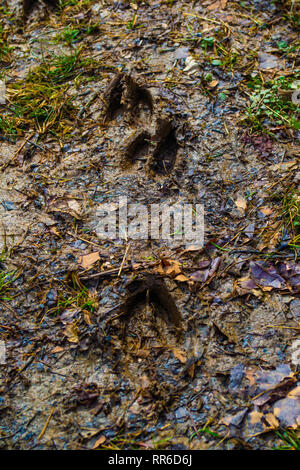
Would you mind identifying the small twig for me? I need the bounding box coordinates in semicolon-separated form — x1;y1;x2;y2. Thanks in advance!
37;407;55;442
80;261;159;280
118;243;130;277
0;133;34;171
116;389;141;427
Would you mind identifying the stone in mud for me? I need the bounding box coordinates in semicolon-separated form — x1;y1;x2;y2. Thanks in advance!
258;52;280;70
290;299;300;319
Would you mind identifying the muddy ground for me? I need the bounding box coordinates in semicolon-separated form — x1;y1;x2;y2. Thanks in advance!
0;0;299;450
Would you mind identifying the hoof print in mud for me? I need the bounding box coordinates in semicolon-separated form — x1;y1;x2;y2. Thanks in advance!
120;130;151;169
103;73;184;177
22;0;58;18
112;274;182;338
147;118;181;176
103;72;153;123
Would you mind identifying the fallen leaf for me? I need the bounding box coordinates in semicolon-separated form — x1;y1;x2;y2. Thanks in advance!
173;348;187;363
93;435;106;449
190;258;220;283
250;261;286;290
278;262;300;291
235;197;247;214
78;252;100;269
208;80;219;88
174;274;190;282
222;364;299;438
234;276;257;296
156;258;182;278
245;409;274;437
259;207;273;216
207;0;227;10
60;308;80;324
183;56;199;75
83;310;92;325
222;408;248;428
63;323;79;343
48;197;82;219
50;346;65;354
208;257;221;276
246;364;295;405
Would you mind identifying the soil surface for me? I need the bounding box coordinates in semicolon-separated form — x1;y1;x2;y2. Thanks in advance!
0;0;299;450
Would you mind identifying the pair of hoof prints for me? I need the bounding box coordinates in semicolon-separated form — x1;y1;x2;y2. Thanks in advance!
102;72;184;177
102;74;186;333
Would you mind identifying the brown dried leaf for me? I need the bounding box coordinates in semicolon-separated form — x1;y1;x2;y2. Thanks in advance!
174;274;190;282
155;258;182;278
83;310;92;325
235;197;247;214
250;261;286;290
92;435;106;449
207;0;227;10
234;276;257;296
48;197;82;219
172;348;187;363
50;346;65;354
259;207;273;216
63;323;79;343
78;252;100;269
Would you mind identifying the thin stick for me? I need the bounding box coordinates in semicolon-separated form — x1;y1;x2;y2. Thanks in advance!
118;243;130;277
1;133;34;171
37;407;55;442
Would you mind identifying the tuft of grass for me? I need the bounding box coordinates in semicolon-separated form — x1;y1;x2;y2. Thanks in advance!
0;21;12;62
54;24;99;45
281;188;300;249
26;50;83;85
55;26;81;45
273;0;300;29
241;72;300;136
2;50;94;138
53;272;97;316
276;39;300;55
0;270;14;301
58;0;90;10
273;428;300;450
269;186;300;253
0;252;16;302
55;288;96;315
127;13;138;30
189;425;223;442
0;116;17;138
